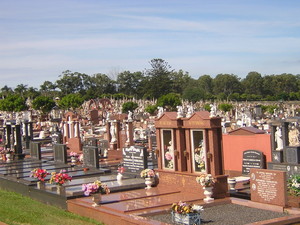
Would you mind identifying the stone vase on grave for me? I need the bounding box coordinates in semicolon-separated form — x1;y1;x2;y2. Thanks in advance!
6;153;12;162
71;156;77;163
56;185;65;195
145;177;154;189
91;193;102;207
37;181;45;190
228;178;237;191
203;186;214;202
116;173;123;181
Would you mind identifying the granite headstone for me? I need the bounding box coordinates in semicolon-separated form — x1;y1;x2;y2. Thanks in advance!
53;144;67;164
30;142;41;160
250;168;287;207
122;146;147;174
242;150;265;175
83;146;99;168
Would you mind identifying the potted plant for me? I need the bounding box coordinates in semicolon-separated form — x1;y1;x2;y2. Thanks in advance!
140;169;156;189
49;170;72;195
196;173;215;202
171;201;203;225
30;168;49;189
82;180;110;207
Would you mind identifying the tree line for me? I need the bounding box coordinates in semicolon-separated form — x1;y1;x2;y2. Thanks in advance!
1;58;300;113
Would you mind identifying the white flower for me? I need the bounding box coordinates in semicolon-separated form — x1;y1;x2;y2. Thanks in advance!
192;205;204;212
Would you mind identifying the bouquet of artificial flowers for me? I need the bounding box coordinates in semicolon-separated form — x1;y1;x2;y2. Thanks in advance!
82;180;110;196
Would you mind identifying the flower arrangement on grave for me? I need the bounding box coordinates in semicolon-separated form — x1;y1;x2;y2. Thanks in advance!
49;170;72;186
69;151;78;157
69;151;78;163
171;201;203;224
140;168;155;179
196;173;215;187
194;141;206;172
287;174;300;196
171;201;203;215
118;166;125;174
164;141;174;169
30;168;49;182
82;180;110;196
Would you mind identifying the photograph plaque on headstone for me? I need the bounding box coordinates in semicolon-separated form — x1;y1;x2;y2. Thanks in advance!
122;146;147;174
242;150;265;175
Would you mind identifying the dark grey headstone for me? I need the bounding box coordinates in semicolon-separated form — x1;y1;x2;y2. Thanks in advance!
272;151;283;163
285;146;300;164
83;146;99;168
122;146;147;174
30;142;41;160
51;132;62;144
242;150;265;175
53;144;67;164
98;140;109;156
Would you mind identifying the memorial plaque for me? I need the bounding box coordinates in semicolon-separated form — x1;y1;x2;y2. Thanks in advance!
250;168;287;206
286;146;300;164
83;146;99;168
272;151;283;163
122;146;147;174
30;142;41;160
268;162;300;178
53;144;67;164
242;150;265;175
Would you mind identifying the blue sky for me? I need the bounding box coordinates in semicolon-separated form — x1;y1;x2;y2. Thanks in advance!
1;0;300;88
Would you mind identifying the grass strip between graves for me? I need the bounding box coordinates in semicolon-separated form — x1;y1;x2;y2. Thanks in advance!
0;188;104;225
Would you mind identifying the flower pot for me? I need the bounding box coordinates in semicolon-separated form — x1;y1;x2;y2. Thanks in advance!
92;193;102;207
71;156;77;163
117;173;123;181
56;185;65;195
171;211;201;225
203;186;214;202
6;153;12;162
37;181;45;190
145;177;154;189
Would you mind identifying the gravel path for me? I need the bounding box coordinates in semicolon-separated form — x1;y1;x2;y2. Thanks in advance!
143;203;288;225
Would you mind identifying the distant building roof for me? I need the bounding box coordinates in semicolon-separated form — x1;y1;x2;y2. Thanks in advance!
228;127;266;135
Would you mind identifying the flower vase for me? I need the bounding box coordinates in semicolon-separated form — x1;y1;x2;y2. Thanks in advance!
172;211;201;225
92;193;102;207
6;153;11;162
37;181;45;190
117;173;123;181
145;177;154;189
228;178;237;191
203;186;214;202
56;185;65;195
71;156;77;163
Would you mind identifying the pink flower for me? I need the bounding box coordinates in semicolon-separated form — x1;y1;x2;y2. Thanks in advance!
165;152;173;161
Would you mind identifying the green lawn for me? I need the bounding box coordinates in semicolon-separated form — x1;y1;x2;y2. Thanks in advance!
0;189;104;225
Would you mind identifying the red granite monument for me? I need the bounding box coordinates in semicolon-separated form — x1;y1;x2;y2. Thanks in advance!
155;111;228;199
